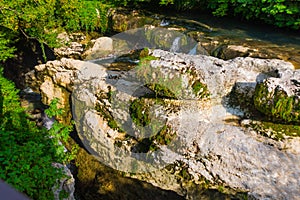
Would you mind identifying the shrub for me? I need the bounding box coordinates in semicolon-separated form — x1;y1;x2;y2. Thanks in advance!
0;68;75;199
207;0;300;29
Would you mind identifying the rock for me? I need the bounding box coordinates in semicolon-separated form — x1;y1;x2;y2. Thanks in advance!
54;42;84;59
26;50;300;200
221;45;250;59
25;58;106;124
92;37;113;52
109;8;161;32
52;163;75;200
254;69;300;123
54;32;86;59
84;37;113;60
84;27;207;61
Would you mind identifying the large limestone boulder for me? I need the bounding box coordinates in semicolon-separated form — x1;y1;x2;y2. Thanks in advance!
26;50;300;199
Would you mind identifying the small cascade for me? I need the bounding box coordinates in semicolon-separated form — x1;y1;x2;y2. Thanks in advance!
160;19;169;26
42;113;55;130
188;43;198;55
170;36;181;53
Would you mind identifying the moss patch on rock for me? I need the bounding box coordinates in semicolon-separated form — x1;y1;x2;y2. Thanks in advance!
249;120;300;140
129;98;151;127
131;124;176;153
192;80;210;98
135;55;184;99
95;90;125;132
254;82;300;123
146;83;178;99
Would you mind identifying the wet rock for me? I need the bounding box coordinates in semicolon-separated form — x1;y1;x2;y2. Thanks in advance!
221;45;250;59
84;27;207;61
254;69;300;123
92;37;113;52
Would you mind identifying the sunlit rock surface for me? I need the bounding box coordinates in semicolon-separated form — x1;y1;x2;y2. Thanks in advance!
26;50;300;199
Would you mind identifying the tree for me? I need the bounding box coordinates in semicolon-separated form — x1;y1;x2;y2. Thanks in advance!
0;0;111;62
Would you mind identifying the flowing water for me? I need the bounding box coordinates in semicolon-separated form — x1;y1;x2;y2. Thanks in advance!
156;11;300;68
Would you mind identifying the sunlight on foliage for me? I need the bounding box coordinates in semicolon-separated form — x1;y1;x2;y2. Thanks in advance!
0;68;76;199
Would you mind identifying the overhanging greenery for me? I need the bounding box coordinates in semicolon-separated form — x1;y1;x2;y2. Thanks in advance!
0;69;75;199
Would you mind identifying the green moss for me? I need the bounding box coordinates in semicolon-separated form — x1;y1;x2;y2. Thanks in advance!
147;125;176;152
250;121;300;140
135;55;184;99
146;83;177;99
95;102;124;132
129;98;151;127
132;124;176;153
192;80;210;98
254;82;300;123
178;168;192;181
139;48;149;58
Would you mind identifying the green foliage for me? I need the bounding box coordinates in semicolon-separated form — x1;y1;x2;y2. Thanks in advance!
45;98;64;118
192;80;210;98
207;0;300;29
0;69;75;199
112;0;299;29
0;0;111;63
0;33;16;62
59;0;110;32
110;0;152;6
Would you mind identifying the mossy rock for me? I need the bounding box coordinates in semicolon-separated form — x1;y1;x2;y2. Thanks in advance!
146;83;178;99
135;55;183;99
192;80;210;98
249;120;300;140
254;81;300;123
129;98;152;127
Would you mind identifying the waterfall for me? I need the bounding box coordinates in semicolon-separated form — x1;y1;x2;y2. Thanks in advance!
188;43;198;55
160;19;169;26
170;36;181;53
42;113;55;130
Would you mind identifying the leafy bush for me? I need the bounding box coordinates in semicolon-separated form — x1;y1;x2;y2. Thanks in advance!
0;0;112;61
207;0;300;29
0;69;75;200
